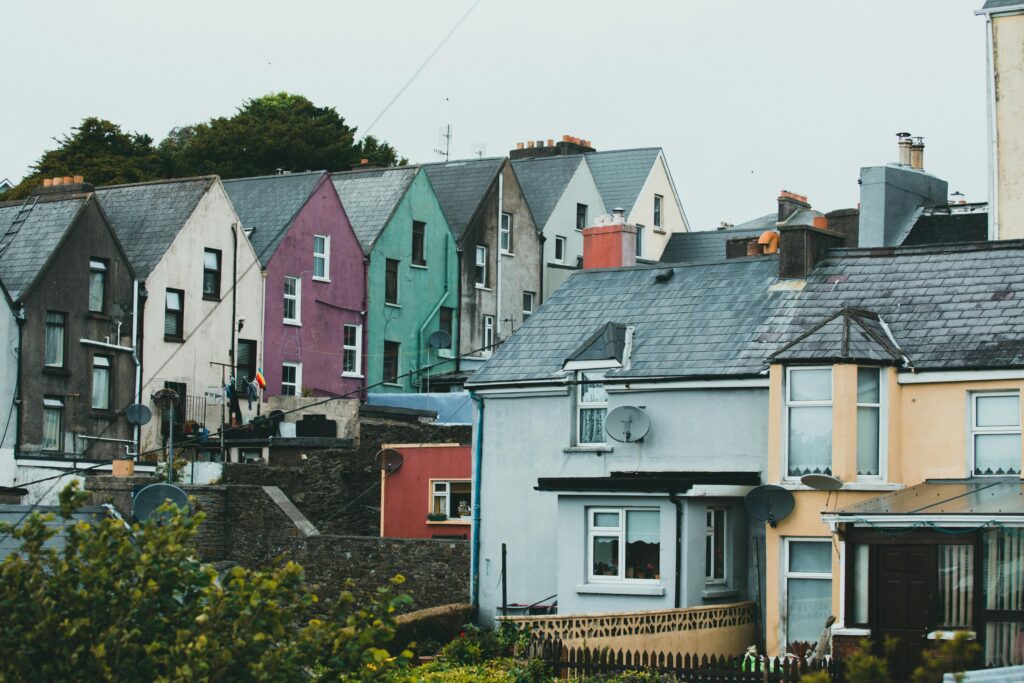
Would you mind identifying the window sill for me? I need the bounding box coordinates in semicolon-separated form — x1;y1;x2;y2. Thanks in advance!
410;263;428;270
475;284;491;292
653;228;667;235
576;583;664;596
501;251;514;257
833;627;871;637
777;481;904;492
312;277;330;283
384;302;401;309
426;519;471;526
382;382;403;387
164;335;185;344
563;445;614;454
43;366;70;376
91;411;117;420
341;372;364;379
438;349;454;359
202;294;221;302
701;587;738;600
86;312;111;321
283;320;302;327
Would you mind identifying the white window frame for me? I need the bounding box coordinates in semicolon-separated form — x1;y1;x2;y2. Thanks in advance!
475;246;488;288
522;291;535;322
970;391;1022;476
342;324;362;378
91;355;111;411
281;362;301;396
483;315;494;351
705;507;727;585
783;366;833;480
856;367;886;481
782;538;833;647
313;234;330;282
283;276;301;325
554;235;566;264
577;370;609;446
500;212;513;254
42;397;64;452
586;507;661;584
430;479;472;520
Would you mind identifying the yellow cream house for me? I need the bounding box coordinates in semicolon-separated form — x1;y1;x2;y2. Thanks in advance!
760;242;1024;679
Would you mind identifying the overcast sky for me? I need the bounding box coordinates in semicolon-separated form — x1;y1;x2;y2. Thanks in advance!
0;1;988;230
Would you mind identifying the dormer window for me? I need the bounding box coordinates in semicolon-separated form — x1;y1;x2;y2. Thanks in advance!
785;367;833;478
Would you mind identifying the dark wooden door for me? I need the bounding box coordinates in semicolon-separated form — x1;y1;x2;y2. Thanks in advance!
874;545;937;682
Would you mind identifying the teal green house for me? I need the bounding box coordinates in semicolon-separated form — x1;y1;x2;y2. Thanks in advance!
332;167;459;393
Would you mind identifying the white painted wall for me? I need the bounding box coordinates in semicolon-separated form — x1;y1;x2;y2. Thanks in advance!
475;383;767;624
541;162;606;299
0;296;17;451
993;13;1024;238
138;181;265;454
627;153;690;261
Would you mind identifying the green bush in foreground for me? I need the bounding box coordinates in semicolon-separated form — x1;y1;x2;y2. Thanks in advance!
0;482;412;682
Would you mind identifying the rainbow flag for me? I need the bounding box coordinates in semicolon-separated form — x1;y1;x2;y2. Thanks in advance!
254;367;266;389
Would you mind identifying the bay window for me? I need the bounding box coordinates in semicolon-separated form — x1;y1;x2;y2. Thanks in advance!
785;367;832;477
588;508;660;582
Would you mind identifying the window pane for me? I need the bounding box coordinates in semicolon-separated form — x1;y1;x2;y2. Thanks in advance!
580;374;607;403
789;369;831;401
856;406;880;476
788;406;832;476
45;314;64;367
89;271;104;312
938;544;974;628
857;368;880;403
626;510;659;579
712;509;725;579
852;544;869;625
284;277;296;296
42;407;61;451
204;251;218;269
450;482;471;518
593;512;619;528
626;510;659;543
165;291;180;310
92;364;110;410
787;578;831;644
592;536;619;577
790;542;831;573
978;395;1020;428
975;434;1021;475
984;622;1024;666
983;529;1024;612
580;408;606;443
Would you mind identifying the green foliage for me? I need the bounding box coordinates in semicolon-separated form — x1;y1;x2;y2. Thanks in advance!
411;657;548;682
6;117;164;199
437;623;526;665
0;481;412;682
842;637;896;683
911;631;981;683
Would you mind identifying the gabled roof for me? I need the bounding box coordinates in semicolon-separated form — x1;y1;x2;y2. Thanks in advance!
96;177;215;279
468;256;787;385
511;155;585;230
330;167;418;254
660;227;765;264
223;171;326;266
422;157;505;240
584;148;661;216
769;307;905;365
902;206;988;246
0;195;89;301
758;241;1024;371
980;0;1024;12
567;322;628;364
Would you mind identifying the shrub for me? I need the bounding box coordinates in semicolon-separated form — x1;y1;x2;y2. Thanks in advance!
393;603;474;654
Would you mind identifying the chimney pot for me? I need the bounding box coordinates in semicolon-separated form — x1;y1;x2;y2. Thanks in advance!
360;158;369;165
42;178;53;188
547;138;554;147
52;177;63;186
527;141;535;149
73;175;83;184
898;133;913;166
516;142;524;150
910;138;925;170
563;134;572;142
63;176;73;184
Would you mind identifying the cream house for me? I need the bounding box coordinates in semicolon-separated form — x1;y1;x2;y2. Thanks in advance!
97;177;265;461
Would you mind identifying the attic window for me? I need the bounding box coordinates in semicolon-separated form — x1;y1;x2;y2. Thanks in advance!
565;322;628;369
654;269;674;283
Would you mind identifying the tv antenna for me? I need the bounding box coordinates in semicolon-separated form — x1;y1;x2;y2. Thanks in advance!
470;143;486;159
435;124;452;161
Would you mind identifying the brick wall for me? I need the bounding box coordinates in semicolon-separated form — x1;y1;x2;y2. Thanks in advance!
223;421;471;536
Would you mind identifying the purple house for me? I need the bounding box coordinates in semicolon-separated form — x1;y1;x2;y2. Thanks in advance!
224;172;366;399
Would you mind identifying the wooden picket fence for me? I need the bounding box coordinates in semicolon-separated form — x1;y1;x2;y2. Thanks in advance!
533;636;843;681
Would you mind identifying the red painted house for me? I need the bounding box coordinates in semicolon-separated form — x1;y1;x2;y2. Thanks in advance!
380;443;471;539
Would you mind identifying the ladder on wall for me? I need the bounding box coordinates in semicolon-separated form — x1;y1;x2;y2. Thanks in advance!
0;195;38;257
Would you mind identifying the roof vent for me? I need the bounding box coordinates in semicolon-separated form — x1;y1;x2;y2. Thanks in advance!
654;268;674;283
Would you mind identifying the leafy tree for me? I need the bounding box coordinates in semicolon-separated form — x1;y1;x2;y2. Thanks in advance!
165;92;402;179
0;482;413;682
5;117;164;199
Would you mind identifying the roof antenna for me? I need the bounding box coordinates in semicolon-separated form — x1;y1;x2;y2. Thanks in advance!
434;124;452;161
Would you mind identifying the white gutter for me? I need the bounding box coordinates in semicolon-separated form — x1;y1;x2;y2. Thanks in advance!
897;369;1024;384
79;338;133;353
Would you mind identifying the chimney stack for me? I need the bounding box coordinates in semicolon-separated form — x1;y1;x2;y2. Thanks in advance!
910;137;925;170
777;190;810;224
509;134;597;160
33;175;94;197
582;209;637;270
778;225;846;279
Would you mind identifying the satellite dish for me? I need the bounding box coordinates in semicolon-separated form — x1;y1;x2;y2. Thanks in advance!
605;406;651;443
151;388;179;410
132;483;191;523
124;404;153;426
745;484;795;528
801;473;843;491
374;448;404;474
428;330;452;349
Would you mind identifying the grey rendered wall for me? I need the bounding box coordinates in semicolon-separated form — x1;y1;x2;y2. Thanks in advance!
858;165;948;247
0;299;16;451
475;384;768;625
541;163;606;299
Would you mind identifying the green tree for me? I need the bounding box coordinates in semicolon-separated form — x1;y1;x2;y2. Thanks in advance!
165;92;402;179
5;117;164;199
0;482;413;682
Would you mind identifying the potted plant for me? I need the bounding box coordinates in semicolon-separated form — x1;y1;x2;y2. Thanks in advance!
426;512;448;522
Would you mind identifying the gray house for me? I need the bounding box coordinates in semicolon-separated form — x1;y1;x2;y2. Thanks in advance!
466;221;804;623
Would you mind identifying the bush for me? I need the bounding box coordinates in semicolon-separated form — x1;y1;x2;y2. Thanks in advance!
438;622;527;665
393;603;474;654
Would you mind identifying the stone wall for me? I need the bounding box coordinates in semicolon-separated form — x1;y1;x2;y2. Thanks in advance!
223;421;471;536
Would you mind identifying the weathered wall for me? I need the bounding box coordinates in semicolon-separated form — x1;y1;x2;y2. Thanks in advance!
265;396;360;440
0;297;17;452
381;444;471;539
540;161;605;298
263;175;365;398
223;420;471;536
626;153;689;261
994;13;1024;239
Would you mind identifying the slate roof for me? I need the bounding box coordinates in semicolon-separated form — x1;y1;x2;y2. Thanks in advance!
0;505;109;560
584;148;661;216
223;171;325;266
0;195;88;301
96;177;214;278
981;0;1024;10
511;155;585;229
468;256;788;385
422;158;505;240
330;167;418;254
757;241;1024;371
902;206;988;246
769;307;905;365
660;227;765;264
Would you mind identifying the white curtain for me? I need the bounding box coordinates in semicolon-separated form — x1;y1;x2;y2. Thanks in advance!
984;530;1024;666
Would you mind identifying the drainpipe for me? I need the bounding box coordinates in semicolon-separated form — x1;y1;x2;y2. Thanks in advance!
454;246;463;369
230;222;238;393
668;491;684;609
361;255;369;399
13;308;24;458
131;280;141;453
495;170;503;346
470;391;484;609
417;233;451;390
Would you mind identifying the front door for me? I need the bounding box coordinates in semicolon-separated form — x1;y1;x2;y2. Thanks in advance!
874;545;937;681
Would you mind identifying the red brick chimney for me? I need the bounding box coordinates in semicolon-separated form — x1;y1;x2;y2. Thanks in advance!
582;209;637;269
